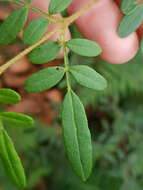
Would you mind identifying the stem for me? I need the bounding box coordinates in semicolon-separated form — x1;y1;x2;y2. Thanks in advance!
0;27;60;75
14;0;100;25
64;47;71;92
66;0;100;25
0;0;100;74
13;0;63;23
30;6;63;23
30;6;48;17
11;0;25;7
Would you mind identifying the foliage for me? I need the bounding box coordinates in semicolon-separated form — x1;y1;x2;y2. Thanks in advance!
1;61;143;189
118;0;143;37
0;0;108;186
0;89;34;187
0;0;143;189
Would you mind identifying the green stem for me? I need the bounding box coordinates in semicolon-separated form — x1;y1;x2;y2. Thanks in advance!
11;0;25;7
30;6;49;17
64;47;71;92
12;0;63;23
13;0;49;17
30;7;63;22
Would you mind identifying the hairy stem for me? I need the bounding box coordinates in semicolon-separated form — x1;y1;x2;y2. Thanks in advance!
66;0;100;25
0;0;100;75
11;0;25;7
0;27;60;75
13;0;63;22
30;6;63;23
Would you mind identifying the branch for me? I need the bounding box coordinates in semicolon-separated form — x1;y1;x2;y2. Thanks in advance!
0;27;60;75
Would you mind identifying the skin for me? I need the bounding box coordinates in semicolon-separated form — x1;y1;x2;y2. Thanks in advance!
11;0;70;57
68;0;139;64
11;0;142;64
11;0;71;42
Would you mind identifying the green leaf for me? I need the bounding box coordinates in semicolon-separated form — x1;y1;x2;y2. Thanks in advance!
121;0;138;15
66;39;102;57
62;91;92;181
141;38;143;53
12;0;21;2
0;0;20;1
26;0;33;2
49;0;72;14
29;42;61;64
12;0;22;2
0;126;26;188
24;66;65;92
23;18;49;45
0;88;21;104
0;112;34;128
118;6;143;37
0;8;28;45
70;65;107;90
